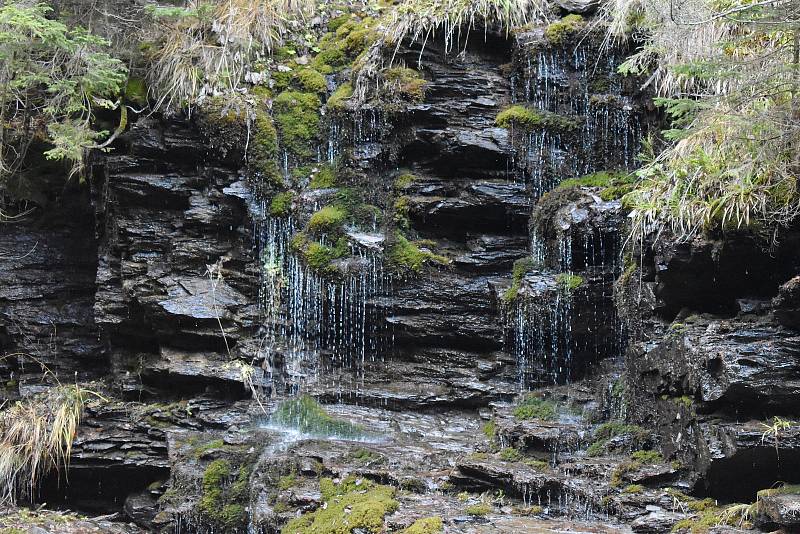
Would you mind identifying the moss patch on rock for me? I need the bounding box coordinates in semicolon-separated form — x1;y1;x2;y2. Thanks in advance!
503;257;535;302
496;105;579;131
270;192;295;217
282;476;398;534
197;459;249;530
308;206;347;234
290;233;349;275
513;395;556;421
400;517;444;534
384;67;427;102
387;233;449;273
464;503;493;516
555;272;583;292
327;82;354;112
556;171;637;201
273;91;321;159
248;105;282;186
544;14;584;44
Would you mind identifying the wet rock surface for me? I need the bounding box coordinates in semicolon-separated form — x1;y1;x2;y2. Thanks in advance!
2;10;800;534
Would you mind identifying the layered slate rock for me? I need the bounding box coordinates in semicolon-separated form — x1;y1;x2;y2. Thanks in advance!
94;116;261;397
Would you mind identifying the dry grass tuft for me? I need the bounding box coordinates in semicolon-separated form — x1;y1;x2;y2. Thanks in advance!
144;0;314;111
387;0;551;54
0;386;90;504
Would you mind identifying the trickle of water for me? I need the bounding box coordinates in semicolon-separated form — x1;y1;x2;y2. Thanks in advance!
256;214;390;397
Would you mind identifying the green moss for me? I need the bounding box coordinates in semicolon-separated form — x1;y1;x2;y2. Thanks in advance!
586;441;606;457
312;47;347;73
555;273;583;292
290;232;349;275
327;82;354;112
384;67;427;102
278;473;298;490
555;171;638;201
503;257;535;302
588;421;650;456
282;476;398;534
328;14;352;32
273;91;321;159
394;173;417;190
669;506;750;534
124;77;148;106
192;439;224;459
198;459;248;529
499;447;523;462
270;192;295;217
308;206;347;234
347;448;385;465
496;105;578;131
464;503;493;516
387;233;449;273
623;484;644;494
513;395;556;421
270;395;365;439
393;196;411;230
523;458;549;470
249;106;282;186
544;14;584;44
296;68;327;93
631;450;663;464
482;420;497;440
309;166;337;189
400;517;444;534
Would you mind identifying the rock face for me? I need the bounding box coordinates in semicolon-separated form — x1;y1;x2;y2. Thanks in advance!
6;8;800;534
94;116;263;398
617;229;800;502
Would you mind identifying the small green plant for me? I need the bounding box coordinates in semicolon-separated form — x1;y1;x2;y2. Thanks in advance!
498;447;523;462
482;420;497;441
400;516;443;534
464;503;493;516
308;206;347;234
544;14;584;44
512;395;556;421
495;105;578;131
555;273;583;292
623;484;643;494
270;192;295;216
503;257;536;302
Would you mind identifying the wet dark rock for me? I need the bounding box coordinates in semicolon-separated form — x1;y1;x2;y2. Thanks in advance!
124;490;159;529
494;416;585;454
758;493;800;528
648;233;800;318
773;275;800;329
632;316;800;411
631;508;684;533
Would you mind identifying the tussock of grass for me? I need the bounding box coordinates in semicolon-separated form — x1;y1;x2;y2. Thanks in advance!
386;0;550;54
144;0;315;110
0;386;90;503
